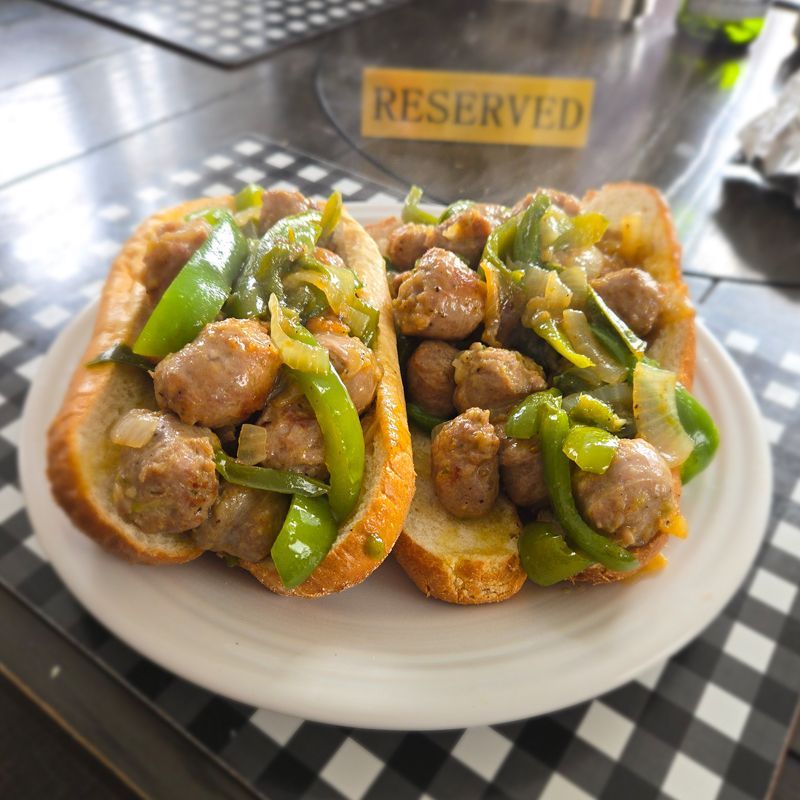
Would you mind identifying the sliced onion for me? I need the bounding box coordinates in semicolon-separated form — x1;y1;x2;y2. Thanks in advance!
561;309;627;384
341;303;371;340
559;265;588;308
632;362;694;467
237;423;267;466
566;246;607;280
525;269;572;318
269;294;330;374
539;207;571;248
284;263;356;315
110;409;160;449
590;382;633;413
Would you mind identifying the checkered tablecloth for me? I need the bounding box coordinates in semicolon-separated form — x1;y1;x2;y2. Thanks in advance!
43;0;408;66
0;135;798;800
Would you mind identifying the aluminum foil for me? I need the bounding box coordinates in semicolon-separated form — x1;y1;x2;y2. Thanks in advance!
740;70;800;207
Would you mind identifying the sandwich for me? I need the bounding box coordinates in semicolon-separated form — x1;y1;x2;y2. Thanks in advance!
47;186;415;597
370;183;719;604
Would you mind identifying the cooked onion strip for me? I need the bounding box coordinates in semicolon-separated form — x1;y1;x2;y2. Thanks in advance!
110;409;159;449
269;294;330;375
632;362;694;467
237;423;268;466
561;310;628;384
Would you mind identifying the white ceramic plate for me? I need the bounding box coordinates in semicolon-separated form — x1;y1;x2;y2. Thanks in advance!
20;202;771;730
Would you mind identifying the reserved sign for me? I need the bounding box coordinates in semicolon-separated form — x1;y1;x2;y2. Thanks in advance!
361;67;594;148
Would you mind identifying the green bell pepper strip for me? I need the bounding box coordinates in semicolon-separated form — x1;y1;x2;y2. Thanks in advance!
586;287;647;360
552;368;600;395
675;384;720;483
539;402;639;572
512;193;550;267
270;495;338;588
213;452;329;497
552;212;608;251
134;216;248;358
234;183;264;211
185;207;231;225
562;425;619;474
286;283;329;323
319;191;343;240
438;199;474;222
407;402;448;432
401;185;438;225
525;311;594;369
563;393;626;433
348;295;379;347
482;215;522;277
226;210;322;318
282;324;365;521
87;344;154;371
519;522;593;586
505;389;562;439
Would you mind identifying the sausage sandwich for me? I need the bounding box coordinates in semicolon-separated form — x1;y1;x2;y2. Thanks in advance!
48;187;414;596
371;183;719;604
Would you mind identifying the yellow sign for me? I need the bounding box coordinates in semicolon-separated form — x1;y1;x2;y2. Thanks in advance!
361;68;594;148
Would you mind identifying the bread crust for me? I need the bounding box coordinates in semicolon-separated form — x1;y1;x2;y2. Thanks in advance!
396;183;696;598
47;199;415;592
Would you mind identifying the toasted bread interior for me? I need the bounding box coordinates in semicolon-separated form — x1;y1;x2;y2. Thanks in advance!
393;429;526;605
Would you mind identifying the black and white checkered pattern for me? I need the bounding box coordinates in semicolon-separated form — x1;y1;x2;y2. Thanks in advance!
1;135;798;799
44;0;408;66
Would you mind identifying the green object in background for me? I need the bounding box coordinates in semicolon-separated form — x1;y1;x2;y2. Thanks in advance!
677;0;766;46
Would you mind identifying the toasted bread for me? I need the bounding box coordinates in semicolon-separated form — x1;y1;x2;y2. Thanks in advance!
394;183;695;599
393;429;526;604
47;195;415;595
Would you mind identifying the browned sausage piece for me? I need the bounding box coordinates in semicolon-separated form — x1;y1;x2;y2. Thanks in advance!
498;434;548;507
435;205;497;266
143;218;210;301
257;384;328;479
153;318;282;429
259;189;314;234
388;270;409;299
387;205;506;269
453;343;547;414
591;267;662;337
306;312;350;337
316;332;381;414
573;438;677;548
393;248;485;340
431;408;500;519
192;482;289;562
113;413;218;535
386;223;437;270
510;188;582;217
406;340;460;418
